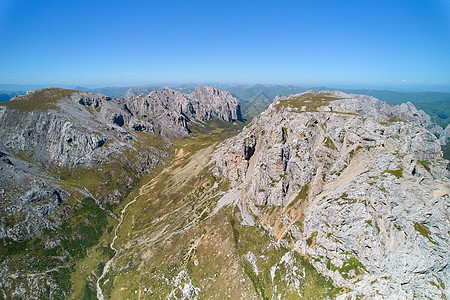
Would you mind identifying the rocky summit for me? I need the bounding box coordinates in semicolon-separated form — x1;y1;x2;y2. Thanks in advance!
0;88;448;299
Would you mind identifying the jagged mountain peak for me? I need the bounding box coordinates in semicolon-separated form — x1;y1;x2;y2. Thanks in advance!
122;85;242;137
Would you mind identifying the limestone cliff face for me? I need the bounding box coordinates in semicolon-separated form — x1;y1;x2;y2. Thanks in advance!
120;86;242;138
0;86;242;167
212;91;449;299
0;90;130;167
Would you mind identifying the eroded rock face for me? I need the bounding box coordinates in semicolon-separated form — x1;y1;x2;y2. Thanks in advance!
121;86;242;138
212;91;449;299
0;86;242;168
277;91;447;145
0;91;128;167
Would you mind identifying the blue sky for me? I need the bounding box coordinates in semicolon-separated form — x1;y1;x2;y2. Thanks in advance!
0;0;449;90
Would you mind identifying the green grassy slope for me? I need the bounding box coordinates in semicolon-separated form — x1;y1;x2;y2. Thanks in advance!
97;118;341;299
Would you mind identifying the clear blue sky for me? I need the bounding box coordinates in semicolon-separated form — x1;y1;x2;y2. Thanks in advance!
0;0;449;90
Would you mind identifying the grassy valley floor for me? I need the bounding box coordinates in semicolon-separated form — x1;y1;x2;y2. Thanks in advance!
93;119;341;299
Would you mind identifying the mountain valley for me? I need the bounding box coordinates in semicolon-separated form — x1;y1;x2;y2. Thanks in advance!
0;88;448;299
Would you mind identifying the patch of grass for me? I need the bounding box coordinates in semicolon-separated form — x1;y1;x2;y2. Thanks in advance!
306;231;317;247
414;222;438;245
298;184;309;199
83;283;97;299
69;236;116;299
349;145;363;159
276;92;342;112
324;137;337;150
340;257;367;278
243;261;268;300
232;215;340;298
0;237;64;271
187;117;249;148
418;160;431;174
295;184;309;202
51;267;73;298
59;198;108;259
285;184;309;213
0;88;80;112
380;117;405;125
388;117;405;123
331;192;358;205
295;253;343;298
327;257;366;279
435;276;446;290
429;278;447;300
348;149;355;158
383;166;403;179
0;198;107;298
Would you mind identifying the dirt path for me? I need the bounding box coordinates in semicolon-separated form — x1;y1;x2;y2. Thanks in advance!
95;142;223;299
95;156;176;300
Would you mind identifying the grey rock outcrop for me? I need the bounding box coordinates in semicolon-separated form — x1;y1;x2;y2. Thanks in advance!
0;86;242;167
1;92;129;167
277;91;447;145
212;91;449;299
0;149;72;240
0;89;161;241
121;86;242;138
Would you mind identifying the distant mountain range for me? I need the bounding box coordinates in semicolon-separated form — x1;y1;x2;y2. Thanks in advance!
1;84;449;127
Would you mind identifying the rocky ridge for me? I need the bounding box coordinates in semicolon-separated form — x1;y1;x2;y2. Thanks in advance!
121;86;242;138
212;91;449;298
0;86;241;166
